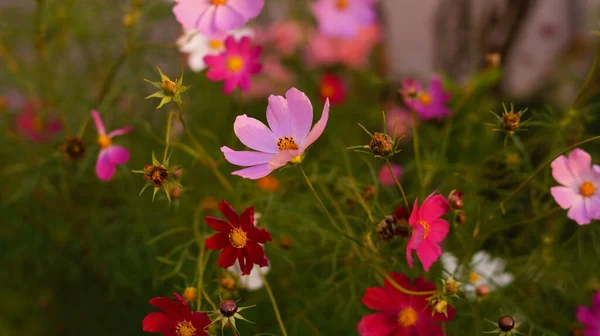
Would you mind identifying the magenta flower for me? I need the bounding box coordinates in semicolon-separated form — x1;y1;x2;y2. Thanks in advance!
400;75;451;121
15;101;62;143
378;164;402;187
221;88;329;179
550;149;600;225
91;110;132;181
173;0;264;36
204;36;262;95
577;291;600;336
407;191;450;272
312;0;376;37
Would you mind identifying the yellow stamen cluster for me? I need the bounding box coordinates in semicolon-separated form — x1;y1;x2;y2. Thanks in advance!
418;93;432;105
209;39;224;50
419;220;430;240
175;320;197;336
397;307;418;327
211;0;227;5
97;135;111;149
227;56;244;72
229;228;248;248
277;136;299;151
580;181;595;197
336;0;349;10
469;272;481;284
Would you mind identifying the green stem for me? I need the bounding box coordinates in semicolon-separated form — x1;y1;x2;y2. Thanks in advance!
499;135;600;214
298;165;363;246
386;158;409;210
163;111;175;162
375;266;435;296
410;110;424;197
258;269;288;336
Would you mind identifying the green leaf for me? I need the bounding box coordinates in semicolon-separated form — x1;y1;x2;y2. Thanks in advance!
156;96;172;109
152;187;160;202
144;91;164;99
151;151;160;166
156;66;170;82
139;183;153;196
144;78;162;90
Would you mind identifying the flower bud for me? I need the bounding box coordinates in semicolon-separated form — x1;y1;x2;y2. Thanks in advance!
456;212;467;224
168;185;183;199
476;284;489;298
182;287;197;303
502;112;521;134
444;276;461;295
143;164;169;188
161;79;178;96
376;215;397;240
433;299;448;314
219;276;236;291
219;299;238;317
59;136;86;160
498;315;515;331
369;132;394;157
447;190;464;210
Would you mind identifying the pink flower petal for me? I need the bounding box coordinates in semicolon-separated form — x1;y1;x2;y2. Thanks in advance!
231;164;272;179
223;76;240;94
107;126;132;138
233;114;278;153
585;195;600;220
214;5;245;32
286;88;313;144
567;198;591;225
550;186;577;209
418;192;449;222
227;0;264;18
594;165;600;175
357;313;398;336
96;150;117;181
267;150;299;171
105;145;130;165
172;1;211;32
361;287;397;312
91;110;106;136
426;218;450;243
551;155;578;188
300;99;329;150
416;240;442;272
576;306;600;327
592;291;600;311
266;94;292;138
221;146;275;166
408;198;420;228
567;149;593;182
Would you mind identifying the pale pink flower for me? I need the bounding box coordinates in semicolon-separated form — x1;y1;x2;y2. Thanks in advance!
385;105;412;140
253;20;304;57
91;110;132;181
312;0;377;37
221;88;329;179
550;149;600;225
400;75;452;121
173;0;264;36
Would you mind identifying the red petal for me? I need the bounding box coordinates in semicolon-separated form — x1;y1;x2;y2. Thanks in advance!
245;241;267;266
356;313;398;336
191;312;211;335
240;206;255;232
218;200;239;226
217;247;239;268
173;292;192;320
383;273;413;306
141;312;175;332
205;233;230;250
361;287;397;312
205;216;232;233
412;277;436;292
415;317;445;336
238;249;252;275
149;296;183;319
248;227;272;243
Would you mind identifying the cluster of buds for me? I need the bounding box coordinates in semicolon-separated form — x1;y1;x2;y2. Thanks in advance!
59;136;86;160
489;103;529;136
426;276;462;317
144;66;190;110
348;112;403;158
375;206;411;240
132;152;182;202
447;190;466;224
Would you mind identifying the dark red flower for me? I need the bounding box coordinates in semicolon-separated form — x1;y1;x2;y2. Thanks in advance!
142;292;210;336
205;200;272;275
318;73;346;105
357;273;455;336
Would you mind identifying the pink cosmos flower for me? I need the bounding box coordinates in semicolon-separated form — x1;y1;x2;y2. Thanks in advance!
243;55;296;100
358;272;455;336
15;101;62;143
312;0;377;37
204;36;262;94
91;110;132;181
576;291;600;336
401;75;452;121
407;191;450;272
385;105;412;140
253;20;304;57
221;88;329;179
378;164;402;187
173;0;264;36
550;149;600;225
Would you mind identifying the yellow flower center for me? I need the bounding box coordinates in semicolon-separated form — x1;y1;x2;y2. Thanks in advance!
418;92;432;105
469;272;480;284
227;56;244;72
397;307;417;327
175;320;197;336
320;83;335;98
209;39;224;50
229;228;248;248
97;135;111;149
419;220;430;240
277;136;299;151
580;181;596;197
336;0;349;10
210;0;227;5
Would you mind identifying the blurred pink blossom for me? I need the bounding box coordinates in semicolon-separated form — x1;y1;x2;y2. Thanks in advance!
378;163;402;187
311;0;377;37
243;55;296;100
253;20;304;57
15;100;62;143
385;105;412;140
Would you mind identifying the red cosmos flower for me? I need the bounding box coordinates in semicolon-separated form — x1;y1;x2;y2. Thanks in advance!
318;73;346;105
205;200;272;275
357;273;455;336
142;292;210;336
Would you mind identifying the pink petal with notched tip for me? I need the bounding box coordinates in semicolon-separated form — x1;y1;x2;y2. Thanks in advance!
551;155;578;188
108;126;132;138
567;149;594;182
567;198;590;225
418;192;449;223
227;0;264;18
221;146;275;166
286;88;313;144
172;1;211;32
233;114;279;153
266;94;292;137
416;239;442;272
299;99;329;150
231;163;272;179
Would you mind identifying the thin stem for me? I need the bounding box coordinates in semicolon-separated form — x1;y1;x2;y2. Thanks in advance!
498;135;600;214
95;50;130;107
375;266;436;296
258;269;288;336
410;110;424;197
386;158;409;210
163;111;175;163
298;165;363;246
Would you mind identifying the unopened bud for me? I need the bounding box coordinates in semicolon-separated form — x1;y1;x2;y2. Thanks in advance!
476;284;489;297
182;287;197;303
376;215;397;240
448;190;464;210
369;132;394;156
498;316;515;331
219;299;238;317
162;79;178;96
445;277;461;295
433;299;448;314
143;164;169;188
456;212;467;224
60;136;86;160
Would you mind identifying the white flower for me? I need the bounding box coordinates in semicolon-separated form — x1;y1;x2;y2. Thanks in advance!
227;212;268;291
441;251;514;299
176;28;254;72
